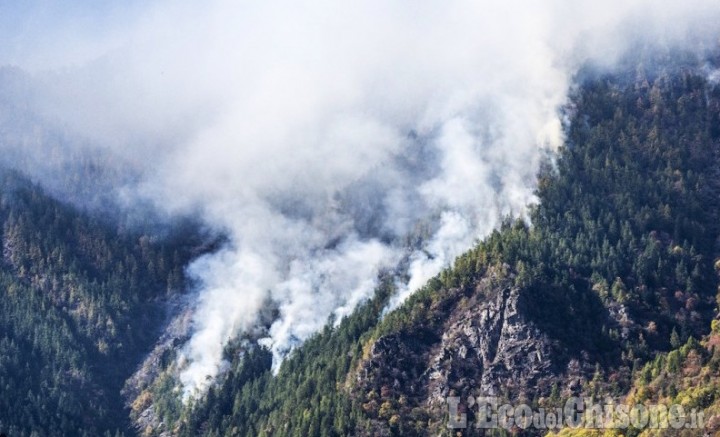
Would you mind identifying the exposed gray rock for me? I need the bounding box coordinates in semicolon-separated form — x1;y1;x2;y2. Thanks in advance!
426;285;558;409
354;269;593;435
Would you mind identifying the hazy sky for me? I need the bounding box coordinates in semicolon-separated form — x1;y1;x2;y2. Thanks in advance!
0;1;146;69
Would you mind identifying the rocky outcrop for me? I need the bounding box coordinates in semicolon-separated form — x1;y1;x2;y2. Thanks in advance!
122;297;193;436
353;270;593;434
426;286;559;406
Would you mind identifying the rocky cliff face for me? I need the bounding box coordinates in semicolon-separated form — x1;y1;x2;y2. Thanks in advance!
353;269;594;434
426;287;558;403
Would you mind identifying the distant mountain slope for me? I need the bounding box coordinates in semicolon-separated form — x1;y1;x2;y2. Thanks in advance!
547;325;720;436
134;47;720;436
0;170;195;436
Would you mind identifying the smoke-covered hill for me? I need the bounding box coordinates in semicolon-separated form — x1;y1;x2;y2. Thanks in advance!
2;2;720;437
121;47;720;436
2;2;720;401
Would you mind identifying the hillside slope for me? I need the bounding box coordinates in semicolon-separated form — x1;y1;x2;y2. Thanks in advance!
131;47;720;436
0;171;196;436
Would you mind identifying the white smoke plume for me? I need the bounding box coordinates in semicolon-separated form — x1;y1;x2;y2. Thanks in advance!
1;0;720;397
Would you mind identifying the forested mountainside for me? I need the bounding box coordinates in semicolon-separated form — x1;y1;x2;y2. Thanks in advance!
126;48;720;436
0;170;198;437
2;45;720;437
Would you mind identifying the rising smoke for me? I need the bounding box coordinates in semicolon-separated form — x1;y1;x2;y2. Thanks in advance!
1;0;719;397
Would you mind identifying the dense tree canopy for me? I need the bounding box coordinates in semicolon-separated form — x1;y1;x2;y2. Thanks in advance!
0;171;196;436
